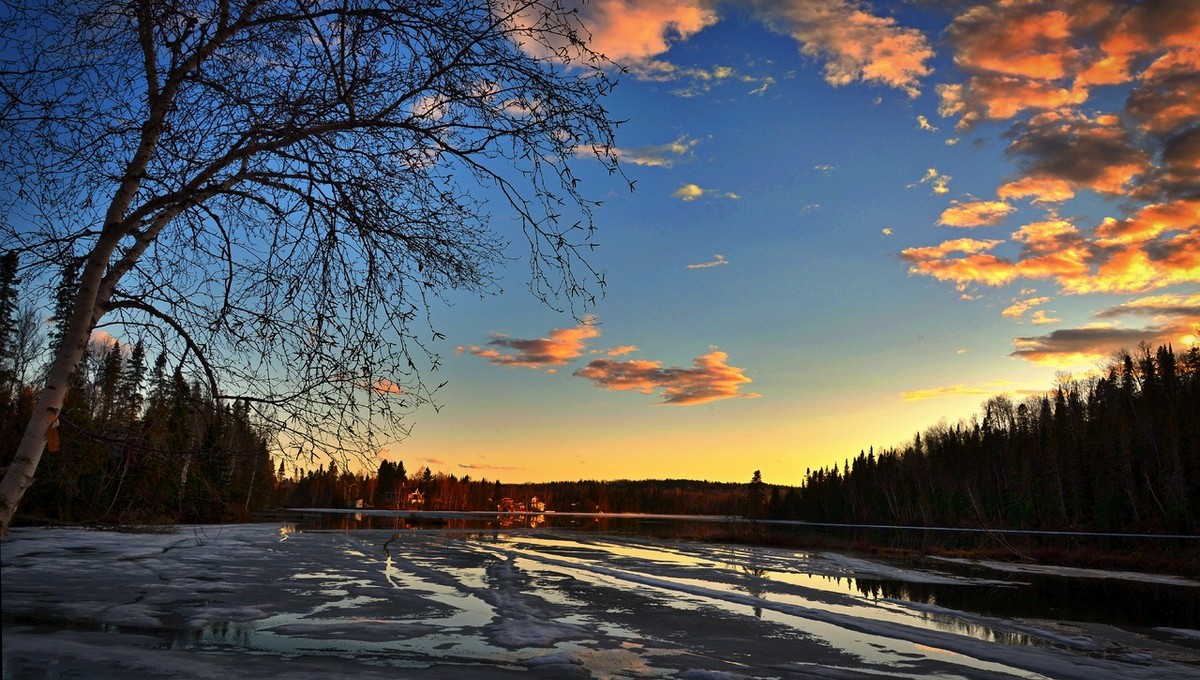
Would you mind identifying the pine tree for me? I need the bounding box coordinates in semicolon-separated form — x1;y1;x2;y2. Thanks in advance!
118;339;146;425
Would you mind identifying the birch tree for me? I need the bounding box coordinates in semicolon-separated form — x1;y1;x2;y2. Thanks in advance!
0;0;624;535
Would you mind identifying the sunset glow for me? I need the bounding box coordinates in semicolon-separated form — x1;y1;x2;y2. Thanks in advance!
379;0;1199;486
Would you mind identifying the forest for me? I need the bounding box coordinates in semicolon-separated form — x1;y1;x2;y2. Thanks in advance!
4;251;1198;534
0;253;276;524
780;343;1200;535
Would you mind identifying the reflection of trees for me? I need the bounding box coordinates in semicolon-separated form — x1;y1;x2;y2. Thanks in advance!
738;550;771;618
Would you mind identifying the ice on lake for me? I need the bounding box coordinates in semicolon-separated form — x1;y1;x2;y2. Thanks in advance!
3;522;1199;679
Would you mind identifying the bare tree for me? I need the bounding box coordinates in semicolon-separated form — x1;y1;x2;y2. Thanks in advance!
3;305;45;392
0;0;626;535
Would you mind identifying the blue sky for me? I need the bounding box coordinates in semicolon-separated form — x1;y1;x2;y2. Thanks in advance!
359;1;1200;484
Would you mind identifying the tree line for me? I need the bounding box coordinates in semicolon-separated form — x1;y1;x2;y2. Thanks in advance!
776;344;1200;534
278;459;750;517
1;253;276;524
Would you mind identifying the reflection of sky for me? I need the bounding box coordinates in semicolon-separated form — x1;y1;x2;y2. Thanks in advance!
382;1;1200;487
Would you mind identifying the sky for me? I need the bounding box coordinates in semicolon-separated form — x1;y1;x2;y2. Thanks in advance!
379;0;1200;486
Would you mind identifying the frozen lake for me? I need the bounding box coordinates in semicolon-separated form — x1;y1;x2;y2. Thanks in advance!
3;520;1199;679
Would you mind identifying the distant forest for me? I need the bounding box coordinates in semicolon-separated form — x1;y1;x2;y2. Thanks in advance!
3;252;1198;533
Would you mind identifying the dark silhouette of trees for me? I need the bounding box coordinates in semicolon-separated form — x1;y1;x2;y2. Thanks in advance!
0;261;276;524
0;0;626;534
784;344;1200;535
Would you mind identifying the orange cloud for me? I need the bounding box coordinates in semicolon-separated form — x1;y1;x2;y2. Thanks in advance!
1094;199;1200;246
1014;245;1091;280
602;345;640;357
938;200;1015;228
949;4;1077;80
370;378;406;394
997;176;1076;204
750;0;934;97
573;349;759;405
901;237;1004;260
951;74;1089;124
1059;245;1181;295
905;253;1020;289
463;322;600;370
1126;47;1200;136
1010;218;1080;245
937;1;1200;136
567;0;718;64
907;207;1200;296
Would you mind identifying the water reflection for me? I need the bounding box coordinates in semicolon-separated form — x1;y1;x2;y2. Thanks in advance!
290;510;1200;632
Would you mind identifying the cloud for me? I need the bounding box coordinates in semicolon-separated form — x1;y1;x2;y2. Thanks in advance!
901;237;1018;290
1030;310;1061;325
1093;199;1200;246
686;254;728;269
673;183;706;201
1007;292;1200;366
901;380;1041;402
907;198;1200;296
458;463;523;471
1010;217;1080;245
1009;324;1172;366
938;1;1108;126
573;349;759;405
612;135;700;167
910;168;951;195
997;176;1076;204
1095;292;1200;319
1001;295;1051;319
882;228;893;236
749;0;934;97
601;344;640;357
938;200;1015;227
568;0;718;64
1126;47;1200;137
672;183;738;201
901;384;992;402
813;164;835;175
462;321;600;371
368;378;406;394
917;115;938;132
902;237;1004;260
933;1;1200;203
1004;110;1149;197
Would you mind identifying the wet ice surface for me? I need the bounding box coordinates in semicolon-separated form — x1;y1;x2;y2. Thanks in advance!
3;524;1199;679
